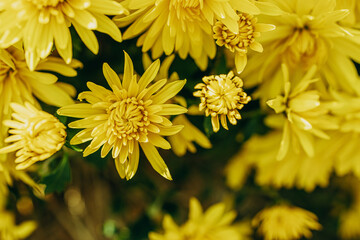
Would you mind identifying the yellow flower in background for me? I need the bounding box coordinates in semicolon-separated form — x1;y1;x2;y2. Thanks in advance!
225;131;335;192
0;210;37;240
0;0;127;70
194;71;251;132
114;0;264;70
0;102;66;170
213;13;275;73
168;115;212;156
0;46;80;142
252;204;322;240
242;0;360;97
266;64;338;159
0;156;45;200
58;52;187;180
142;53;212;156
149;197;244;240
327;90;360;178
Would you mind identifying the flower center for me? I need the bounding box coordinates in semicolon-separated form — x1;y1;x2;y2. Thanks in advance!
283;18;328;69
28;0;64;8
108;97;150;141
213;13;257;53
169;0;203;28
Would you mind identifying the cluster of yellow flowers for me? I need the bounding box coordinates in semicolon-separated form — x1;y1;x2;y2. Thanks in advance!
0;0;360;239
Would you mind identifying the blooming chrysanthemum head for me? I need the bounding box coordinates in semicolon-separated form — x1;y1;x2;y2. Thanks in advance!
114;0;264;70
252;205;322;240
242;0;357;91
0;46;80;142
0;0;127;70
0;102;66;170
149;197;242;240
194;71;251;132
213;13;275;73
58;52;187;180
265;64;339;160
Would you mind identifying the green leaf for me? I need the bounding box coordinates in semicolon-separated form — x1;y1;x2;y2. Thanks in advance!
203;116;214;137
41;153;72;194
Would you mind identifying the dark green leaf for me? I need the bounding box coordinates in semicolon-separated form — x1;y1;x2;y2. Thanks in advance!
203;116;214;137
41;153;71;194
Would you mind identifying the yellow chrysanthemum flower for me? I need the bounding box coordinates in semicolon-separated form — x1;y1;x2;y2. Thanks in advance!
225;131;335;192
242;0;360;97
142;53;212;156
252;204;322;240
0;0;127;70
0;210;37;240
149;197;243;240
0;102;66;170
194;71;251;132
58;52;187;180
0;46;80;142
213;13;275;73
114;0;264;70
266;64;338;159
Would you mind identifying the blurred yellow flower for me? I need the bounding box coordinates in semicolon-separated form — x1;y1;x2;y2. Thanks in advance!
0;0;127;70
194;71;251;132
266;64;338;159
213;13;275;73
226;131;335;192
114;0;263;70
149;197;243;240
243;0;360;97
0;210;37;240
0;46;80;143
328;90;360;178
0;102;66;170
252;204;322;240
58;52;187;180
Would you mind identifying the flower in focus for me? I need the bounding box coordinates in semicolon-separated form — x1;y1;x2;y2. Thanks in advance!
58;52;187;180
252;204;322;240
266;64;338;159
194;71;251;132
0;46;80;142
149;197;243;240
0;102;66;170
0;0;127;70
0;210;37;240
242;0;360;97
114;0;263;70
213;13;275;73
